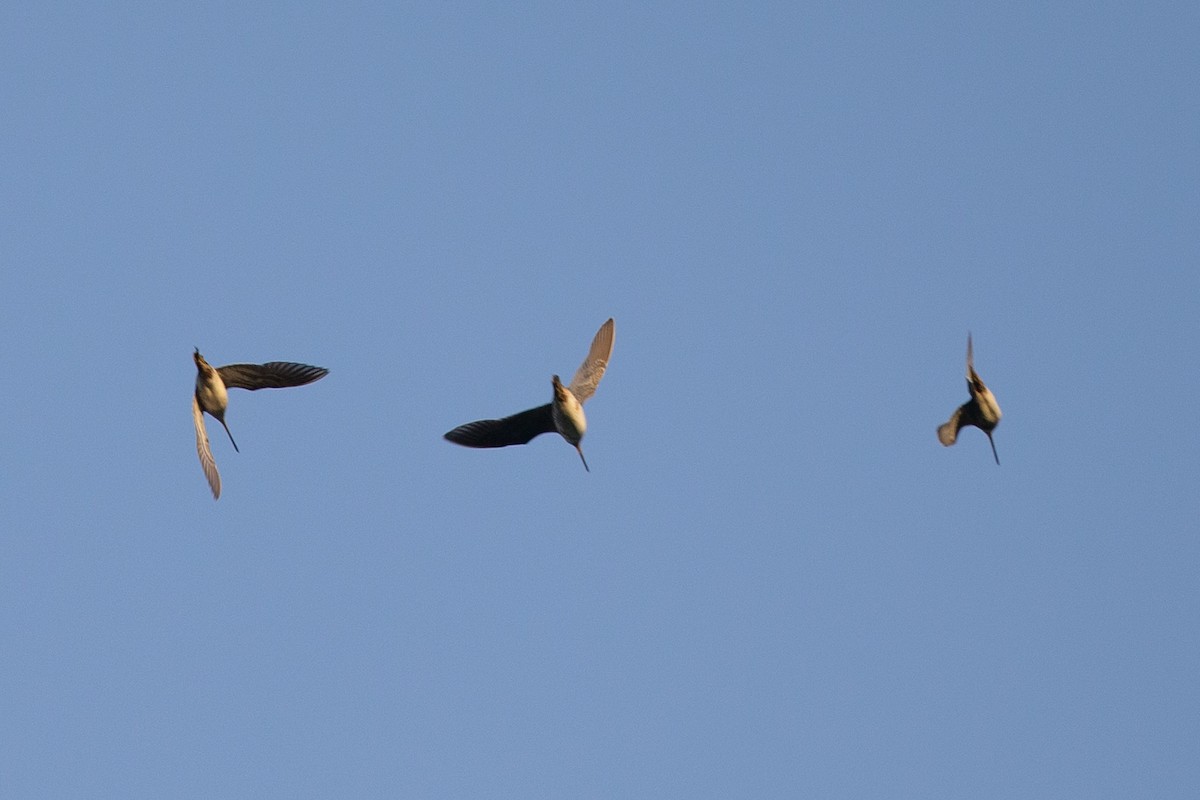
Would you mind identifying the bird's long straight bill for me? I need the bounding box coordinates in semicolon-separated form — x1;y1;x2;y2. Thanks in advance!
219;419;239;452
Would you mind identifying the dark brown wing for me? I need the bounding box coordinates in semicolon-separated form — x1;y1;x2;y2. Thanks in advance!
937;404;965;446
218;362;329;390
444;404;555;448
939;398;988;446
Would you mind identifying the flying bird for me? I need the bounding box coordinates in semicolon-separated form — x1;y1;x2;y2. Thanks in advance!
444;318;615;471
193;349;329;499
937;333;1002;464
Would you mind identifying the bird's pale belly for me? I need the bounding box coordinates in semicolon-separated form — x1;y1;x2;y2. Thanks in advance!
553;397;586;444
196;378;228;414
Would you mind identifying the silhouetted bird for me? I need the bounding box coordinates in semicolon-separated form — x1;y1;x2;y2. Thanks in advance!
193;349;328;499
938;333;1001;464
444;318;615;471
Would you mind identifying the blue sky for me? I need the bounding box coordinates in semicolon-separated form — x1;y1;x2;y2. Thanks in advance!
2;2;1197;797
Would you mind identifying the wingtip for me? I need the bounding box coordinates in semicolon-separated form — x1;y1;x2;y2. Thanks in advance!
937;423;956;447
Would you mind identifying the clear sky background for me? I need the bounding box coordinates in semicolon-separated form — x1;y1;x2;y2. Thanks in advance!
2;3;1197;797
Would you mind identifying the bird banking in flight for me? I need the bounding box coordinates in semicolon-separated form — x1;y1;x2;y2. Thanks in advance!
192;349;328;499
937;333;1002;464
444;318;615;471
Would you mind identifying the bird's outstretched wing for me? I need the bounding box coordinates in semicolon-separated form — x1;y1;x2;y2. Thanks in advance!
193;394;221;499
937;405;964;447
444;404;555;448
218;362;329;391
568;318;614;403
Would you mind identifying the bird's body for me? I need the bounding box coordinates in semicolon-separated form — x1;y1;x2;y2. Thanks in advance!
444;318;614;471
194;353;236;451
937;334;1002;464
192;349;328;499
551;374;586;444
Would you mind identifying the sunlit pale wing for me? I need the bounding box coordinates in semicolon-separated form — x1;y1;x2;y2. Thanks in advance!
444;404;555;448
193;394;221;499
567;318;614;403
937;405;964;446
217;361;329;390
967;373;986;399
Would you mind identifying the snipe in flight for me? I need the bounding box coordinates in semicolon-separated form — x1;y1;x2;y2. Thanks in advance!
193;349;329;499
444;318;614;471
937;333;1001;464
